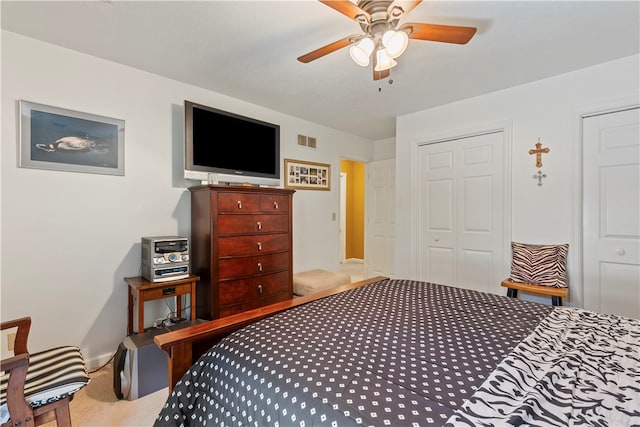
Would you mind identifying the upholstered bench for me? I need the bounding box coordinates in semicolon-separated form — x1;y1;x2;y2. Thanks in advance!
503;241;570;307
293;269;351;296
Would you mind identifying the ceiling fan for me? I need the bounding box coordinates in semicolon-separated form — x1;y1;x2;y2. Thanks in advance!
297;0;477;81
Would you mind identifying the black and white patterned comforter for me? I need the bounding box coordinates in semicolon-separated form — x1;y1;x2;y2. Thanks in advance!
156;279;556;426
447;306;640;426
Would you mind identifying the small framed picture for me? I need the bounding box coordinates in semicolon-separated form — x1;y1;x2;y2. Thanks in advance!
284;158;330;191
19;100;125;176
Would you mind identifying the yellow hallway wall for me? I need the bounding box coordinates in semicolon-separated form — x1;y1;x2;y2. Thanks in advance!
340;159;365;260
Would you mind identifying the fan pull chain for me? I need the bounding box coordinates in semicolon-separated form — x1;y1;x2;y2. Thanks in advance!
377;78;393;93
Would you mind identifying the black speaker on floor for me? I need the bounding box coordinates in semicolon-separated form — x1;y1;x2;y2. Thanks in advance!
113;320;205;400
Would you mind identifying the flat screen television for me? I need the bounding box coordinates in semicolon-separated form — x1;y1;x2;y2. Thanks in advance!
184;100;280;186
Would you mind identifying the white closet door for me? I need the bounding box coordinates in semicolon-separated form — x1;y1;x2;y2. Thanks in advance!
418;132;505;294
583;107;640;319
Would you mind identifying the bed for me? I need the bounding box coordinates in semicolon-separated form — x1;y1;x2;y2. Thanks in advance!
154;277;640;426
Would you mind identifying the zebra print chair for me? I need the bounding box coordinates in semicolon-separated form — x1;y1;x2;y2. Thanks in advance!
0;317;89;427
502;242;569;306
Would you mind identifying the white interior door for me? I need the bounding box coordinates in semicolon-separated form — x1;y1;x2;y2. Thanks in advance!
366;159;396;278
418;131;505;294
583;107;640;319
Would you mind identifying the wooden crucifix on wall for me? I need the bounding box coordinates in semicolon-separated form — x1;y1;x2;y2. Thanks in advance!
529;138;550;168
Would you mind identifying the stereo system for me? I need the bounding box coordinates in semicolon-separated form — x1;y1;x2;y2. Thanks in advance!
141;236;189;282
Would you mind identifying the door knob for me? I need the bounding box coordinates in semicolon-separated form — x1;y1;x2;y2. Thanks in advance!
617;248;626;256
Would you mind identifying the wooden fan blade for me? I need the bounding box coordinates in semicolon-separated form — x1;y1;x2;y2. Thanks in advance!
320;1;370;23
400;22;477;44
297;35;358;63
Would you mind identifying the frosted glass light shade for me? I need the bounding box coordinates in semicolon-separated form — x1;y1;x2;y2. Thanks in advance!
349;37;374;66
374;48;398;71
382;30;409;58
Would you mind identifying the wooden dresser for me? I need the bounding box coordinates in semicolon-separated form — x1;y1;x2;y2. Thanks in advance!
189;185;294;319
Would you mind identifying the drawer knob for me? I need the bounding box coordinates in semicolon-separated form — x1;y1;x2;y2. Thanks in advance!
273;201;279;209
257;221;262;230
237;200;242;209
257;284;263;294
257;262;263;272
257;242;262;251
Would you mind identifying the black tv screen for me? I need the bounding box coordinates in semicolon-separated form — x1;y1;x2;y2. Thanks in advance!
184;100;280;185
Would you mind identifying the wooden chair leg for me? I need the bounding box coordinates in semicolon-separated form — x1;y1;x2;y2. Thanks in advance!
33;396;72;427
55;402;72;427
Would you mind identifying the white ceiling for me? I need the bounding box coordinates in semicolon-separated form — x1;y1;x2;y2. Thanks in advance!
2;1;639;140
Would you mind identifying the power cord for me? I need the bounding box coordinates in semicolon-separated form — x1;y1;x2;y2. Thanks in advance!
88;352;116;374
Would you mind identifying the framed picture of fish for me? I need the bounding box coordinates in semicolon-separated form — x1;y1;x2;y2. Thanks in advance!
19;100;125;175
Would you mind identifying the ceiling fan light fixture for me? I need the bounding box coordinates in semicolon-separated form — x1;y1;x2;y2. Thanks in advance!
349;37;374;66
374;48;397;71
382;29;409;58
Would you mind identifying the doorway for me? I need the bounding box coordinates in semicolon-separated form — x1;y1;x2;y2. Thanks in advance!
340;159;365;281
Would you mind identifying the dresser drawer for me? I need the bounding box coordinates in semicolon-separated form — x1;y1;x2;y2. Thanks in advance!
218;233;289;257
218;252;289;280
256;291;291;308
218;270;290;307
143;283;192;300
219;291;290;318
259;194;290;213
218;192;291;214
218;192;261;213
218;214;289;235
219;301;254;318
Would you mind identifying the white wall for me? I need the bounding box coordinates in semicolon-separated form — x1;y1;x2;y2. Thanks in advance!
395;54;640;307
372;138;396;161
0;31;373;367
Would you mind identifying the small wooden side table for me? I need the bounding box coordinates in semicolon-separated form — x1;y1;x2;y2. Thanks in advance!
125;275;200;334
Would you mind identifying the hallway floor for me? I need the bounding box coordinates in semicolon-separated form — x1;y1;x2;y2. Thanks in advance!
340;259;364;282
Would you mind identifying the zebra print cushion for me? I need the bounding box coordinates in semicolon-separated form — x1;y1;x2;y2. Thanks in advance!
509;242;568;288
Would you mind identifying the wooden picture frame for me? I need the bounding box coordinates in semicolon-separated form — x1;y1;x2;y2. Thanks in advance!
19;100;125;176
284;158;331;190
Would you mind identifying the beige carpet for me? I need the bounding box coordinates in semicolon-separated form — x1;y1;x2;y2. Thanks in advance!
43;361;168;427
